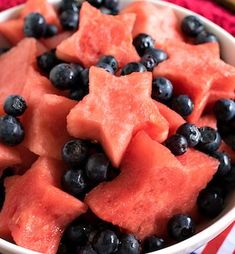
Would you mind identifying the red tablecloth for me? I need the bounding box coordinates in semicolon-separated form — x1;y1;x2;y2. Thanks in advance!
0;0;234;253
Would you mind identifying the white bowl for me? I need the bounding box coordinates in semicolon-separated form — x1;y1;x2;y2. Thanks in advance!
0;1;234;254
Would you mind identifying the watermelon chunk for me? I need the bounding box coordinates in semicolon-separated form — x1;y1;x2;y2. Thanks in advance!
56;2;139;67
195;114;217;129
0;157;87;254
67;67;168;167
24;94;76;160
121;1;183;45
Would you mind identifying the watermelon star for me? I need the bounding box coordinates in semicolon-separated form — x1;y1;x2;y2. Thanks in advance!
67;67;169;167
56;2;140;67
154;40;235;122
0;157;87;254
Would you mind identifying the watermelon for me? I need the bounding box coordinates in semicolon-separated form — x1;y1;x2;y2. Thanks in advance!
56;2;139;67
24;94;76;160
86;131;218;239
121;1;183;45
0;157;87;254
155;101;185;136
195;114;217;129
67;67;169;167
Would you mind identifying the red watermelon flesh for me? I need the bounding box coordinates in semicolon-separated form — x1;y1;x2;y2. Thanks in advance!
67;67;169;167
86;131;186;239
155;101;185;136
0;157;87;253
24;94;76;160
56;2;139;67
121;1;183;45
195;114;217;129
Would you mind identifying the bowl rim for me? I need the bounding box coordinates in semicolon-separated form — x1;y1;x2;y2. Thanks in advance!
0;1;234;254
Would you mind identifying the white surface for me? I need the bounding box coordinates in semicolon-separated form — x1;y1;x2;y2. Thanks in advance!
0;1;234;253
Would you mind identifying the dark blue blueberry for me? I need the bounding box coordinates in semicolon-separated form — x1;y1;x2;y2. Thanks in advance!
97;56;118;73
62;169;88;198
96;62;114;74
87;0;104;8
133;33;155;56
141;48;168;71
50;63;77;90
168;214;195;241
24;12;47;38
217;120;233;138
60;0;81;13
60;10;79;31
37;50;60;74
4;95;27;117
121;62;146;76
77;245;97;254
221;165;235;192
99;7;113;15
143;236;165;252
181;15;204;37
104;0;119;11
57;242;70;254
171;95;194;117
197;127;221;153
197;188;224;218
212;151;231;176
66;223;92;245
80;68;90;92
116;234;141;254
62;140;88;165
165;134;188;156
86;153;110;183
177;123;201;147
0;115;25;146
44;24;58;38
0;48;10;55
92;230;119;254
70;88;86;101
152;77;173;102
214;99;235;122
71;63;84;76
195;31;219;44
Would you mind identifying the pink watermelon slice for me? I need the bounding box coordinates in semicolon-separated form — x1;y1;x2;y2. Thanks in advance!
24;94;76;160
86;131;218;239
56;2;139;67
67;67;169;167
195;114;217;129
121;1;183;45
0;157;87;254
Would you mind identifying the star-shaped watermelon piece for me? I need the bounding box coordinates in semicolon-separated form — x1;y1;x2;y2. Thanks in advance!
154;40;235;122
67;67;169;167
0;157;87;254
56;2;140;67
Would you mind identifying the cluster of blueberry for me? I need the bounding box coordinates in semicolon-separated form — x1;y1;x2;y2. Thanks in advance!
0;95;27;146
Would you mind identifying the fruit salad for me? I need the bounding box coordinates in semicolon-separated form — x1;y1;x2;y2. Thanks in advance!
0;0;234;253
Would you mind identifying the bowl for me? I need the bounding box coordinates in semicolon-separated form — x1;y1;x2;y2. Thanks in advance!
0;1;234;254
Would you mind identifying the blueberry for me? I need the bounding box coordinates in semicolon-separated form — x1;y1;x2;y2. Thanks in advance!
212;151;231;176
57;242;70;254
121;62;146;76
92;230;119;254
197;127;221;153
62;140;88;165
214;99;235;122
195;31;219;44
177;123;201;147
0;48;10;55
96;62;114;74
181;15;204;37
104;0;119;11
66;223;92;245
50;64;77;90
117;234;141;254
217;120;233;138
77;245;97;254
165;134;188;156
0;115;25;146
97;56;118;73
221;165;235;192
99;7;113;15
60;10;79;31
44;24;58;38
24;12;47;38
141;48;168;71
60;0;81;13
197;188;224;218
86;153;110;183
87;0;104;8
3;95;27;117
62;169;88;198
70;88;86;101
143;236;165;252
37;50;60;74
133;33;155;56
152;77;173;102
171;95;194;117
168;214;195;241
71;63;84;76
80;68;90;92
